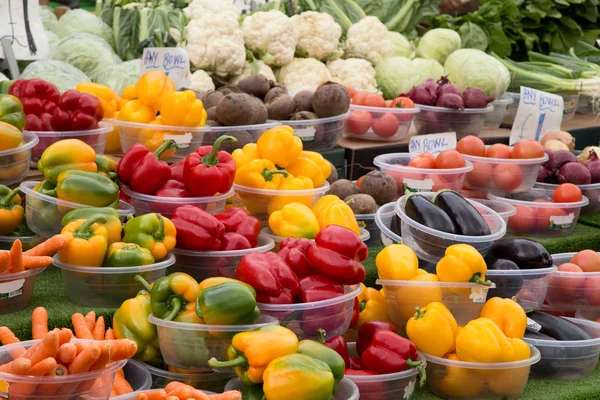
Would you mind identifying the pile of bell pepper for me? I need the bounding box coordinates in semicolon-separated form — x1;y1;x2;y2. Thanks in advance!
0;94;33;182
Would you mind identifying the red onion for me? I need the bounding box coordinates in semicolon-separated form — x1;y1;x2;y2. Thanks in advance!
558;161;592;185
463;88;494;109
409;85;437;106
585;150;600;183
437;83;462;98
425;78;438;97
436;93;464;110
538;165;553;183
549;150;578;174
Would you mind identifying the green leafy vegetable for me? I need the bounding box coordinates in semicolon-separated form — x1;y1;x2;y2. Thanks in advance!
444;49;510;98
21;60;89;93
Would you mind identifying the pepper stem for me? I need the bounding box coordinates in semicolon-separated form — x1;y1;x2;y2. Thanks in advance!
470;272;492;286
262;169;289;182
201;135;238;167
316;328;326;344
134;275;153;292
406;359;421;368
154;139;176;159
152;214;165;242
280;310;302;328
73;215;107;240
0;188;20;207
413;306;426;320
164;297;182;321
208;355;247;369
359;299;367;312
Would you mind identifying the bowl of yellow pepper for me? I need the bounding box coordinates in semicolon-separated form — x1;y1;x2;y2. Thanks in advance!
0;130;39;185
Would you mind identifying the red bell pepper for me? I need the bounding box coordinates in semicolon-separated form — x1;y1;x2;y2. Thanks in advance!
356;321;398;356
318;328;350;367
170;160;185;182
236;252;300;304
278;238;315;278
171;205;224;251
51;90;104;131
26;113;53;131
117;144;149;185
349;297;360;329
307;246;365;285
315;225;368;262
119;140;174;195
183;135;237;197
10;79;61;131
361;330;422;376
348;356;366;371
220;232;252;251
345;368;377;376
298;275;344;303
215;208;260;247
155;180;191;198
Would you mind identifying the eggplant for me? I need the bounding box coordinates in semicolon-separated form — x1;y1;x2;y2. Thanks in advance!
527;311;592;340
404;193;456;234
486;259;523;298
525;328;557;341
391;214;402;237
485;238;552;270
432;190;490;236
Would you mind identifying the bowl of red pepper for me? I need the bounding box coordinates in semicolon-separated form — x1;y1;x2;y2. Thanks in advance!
260;227;371;252
0;130;39;186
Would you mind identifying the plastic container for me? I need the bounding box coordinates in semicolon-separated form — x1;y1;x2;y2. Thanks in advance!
257;285;361;340
375;202;402;247
462;149;548;194
20;181;134;238
232;182;330;223
0;235;43;251
170;235;275;281
413;104;493;139
545;252;600;311
0;267;46;315
395;192;506;263
535;181;600;216
145;363;234;392
344;105;419;141
484;94;514;129
53;254;175;308
470;198;517;224
0;339;126;399
373;153;473;195
285;112;349;150
0;131;39;185
206;122;282;151
111;359;152;400
115;390;215;400
504;92;520;126
260;227;370;252
504;92;579;125
225;377;360;400
150;314;279;370
121;185;232;218
27;121;112;161
576;95;599;114
424;347;541;400
355;214;381;247
489;189;589;237
485;267;556;312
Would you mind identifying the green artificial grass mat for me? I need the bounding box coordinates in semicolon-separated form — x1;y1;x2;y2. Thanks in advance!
505;222;600;254
578;212;600;229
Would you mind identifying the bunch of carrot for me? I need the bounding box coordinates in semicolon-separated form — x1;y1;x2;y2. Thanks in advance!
135;381;242;400
0;235;66;274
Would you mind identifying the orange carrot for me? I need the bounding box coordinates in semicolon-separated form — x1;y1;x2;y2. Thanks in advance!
0;326;20;345
55;343;77;365
110;387;119;397
33;364;68;397
104;328;115;340
23;256;54;269
24;235;67;257
0;251;10;273
135;391;168;400
28;330;59;366
48;364;68;376
165;381;188;393
72;313;94;340
92;316;105;341
32;307;48;340
55;328;74;346
0;358;31;374
166;396;179;400
90;340;138;371
28;357;57;376
207;391;243;400
112;368;133;395
84;311;96;332
9;239;23;272
168;386;194;398
191;390;210;400
68;342;101;374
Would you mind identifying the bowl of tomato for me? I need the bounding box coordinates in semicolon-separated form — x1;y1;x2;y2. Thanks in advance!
284;112;349;152
344;101;419;141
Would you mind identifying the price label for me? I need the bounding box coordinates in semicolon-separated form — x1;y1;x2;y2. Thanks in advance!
164;133;192;148
141;48;191;90
549;213;575;230
409;132;457;158
0;279;24;300
527;317;542;332
295;127;316;142
509;87;563;145
0;0;49;60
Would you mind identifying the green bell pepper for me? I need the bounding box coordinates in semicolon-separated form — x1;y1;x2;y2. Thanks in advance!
242;384;265;400
56;170;119;208
298;337;345;393
122;213;177;260
61;206;120;228
105;242;155;267
95;155;117;181
34;180;57;197
9;220;35;237
0;94;26;131
0;81;14;95
195;281;260;326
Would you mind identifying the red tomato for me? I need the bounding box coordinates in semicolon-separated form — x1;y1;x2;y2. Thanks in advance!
346;86;357;98
434;150;466;169
457;136;486;157
493;164;523;191
548;263;585;301
508;205;536;233
385;100;393;107
512;140;545;159
356;176;364;188
486;144;512;159
427;174;452;191
371;113;400;138
571;250;600;272
345;110;372;135
363;94;386;108
583;277;600;305
352;92;369;105
460;189;488;199
408;153;436;169
466;161;493;188
553;183;583;203
536;204;566;231
389;97;414;122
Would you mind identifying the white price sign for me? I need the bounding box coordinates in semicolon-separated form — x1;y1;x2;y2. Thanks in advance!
141;47;191;90
0;0;49;60
409;132;457;158
509;87;563;145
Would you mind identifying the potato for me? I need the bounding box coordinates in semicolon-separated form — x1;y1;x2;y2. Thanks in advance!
217;85;239;95
204;91;225;109
345;194;378;214
265;87;287;103
290;111;319;120
329;179;359;200
360;171;397;205
238;75;271;99
327;161;338;184
311;82;350;118
216;93;261;126
254;99;268;124
193;90;209;103
294;91;313;112
206;106;217;122
266;94;296;120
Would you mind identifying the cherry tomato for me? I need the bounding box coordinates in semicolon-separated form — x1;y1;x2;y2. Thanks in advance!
390;97;414;109
486;144;512;159
536;202;566;232
508;205;536;233
456;136;486;157
512;140;545;159
371;113;399;138
346;86;357;98
583;277;600;305
434;150;466;169
408;153;436;169
356;176;364;188
553;183;583;202
493;164;523;191
466;161;493;188
345;110;372;135
547;263;585;304
352;92;369;105
363;93;387;108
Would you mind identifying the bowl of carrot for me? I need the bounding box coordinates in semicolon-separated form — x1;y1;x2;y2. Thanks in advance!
119;382;242;400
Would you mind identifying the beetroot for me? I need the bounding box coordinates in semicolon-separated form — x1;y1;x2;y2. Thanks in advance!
436;93;464;110
548;150;578;173
463;88;494;109
409;85;437;106
558;161;592;185
585;150;600;183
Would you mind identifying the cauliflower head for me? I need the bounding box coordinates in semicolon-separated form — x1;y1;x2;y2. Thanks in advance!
277;58;332;90
185;15;246;77
291;12;343;62
345;17;396;66
230;60;276;85
327;58;378;92
242;11;299;67
189;69;215;92
184;0;240;21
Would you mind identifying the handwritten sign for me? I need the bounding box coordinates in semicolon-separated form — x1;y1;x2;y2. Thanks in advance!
0;0;49;60
141;48;191;89
509;87;563;145
409;132;457;158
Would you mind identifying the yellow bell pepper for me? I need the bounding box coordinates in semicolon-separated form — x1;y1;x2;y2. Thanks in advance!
286;151;331;188
376;244;418;280
436;244;491;286
59;215;109;267
406;302;457;357
160;90;206;127
135;70;176;111
120;85;137;109
234;159;289;189
480;297;527;339
356;283;389;328
433;354;485;398
0;122;23;151
117;99;156;123
256;125;302;168
394;272;443;324
269;202;320;239
76;82;120;119
138;120;176;160
311;195;360;235
456;318;531;363
105;118;121;154
232;143;260;169
266;174;314;215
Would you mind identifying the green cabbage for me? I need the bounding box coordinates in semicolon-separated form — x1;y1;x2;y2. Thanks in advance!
45;30;60;49
411;58;444;85
54;9;114;48
21;60;89;93
389;32;414;59
39;6;57;32
94;60;141;96
50;33;121;81
417;28;461;64
444;49;510;98
375;56;416;99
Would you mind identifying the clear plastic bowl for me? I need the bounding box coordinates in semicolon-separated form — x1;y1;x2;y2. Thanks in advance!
373;153;473;195
53;254;175;308
524;317;600;380
145;364;234;392
205;122;282;153
0;131;39;185
576;95;599;114
375;202;402;247
377;279;494;333
424;347;541;400
114;389;215;399
0;235;43;251
484;94;514;129
170;234;275;281
395;192;506;263
20;181;134;238
232;182;330;223
121;185;232;218
284;112;348;150
111;359;152;400
355;214;381;247
535;181;600;216
225;377;360;400
413;104;493;139
150;314;279;371
470;198;517;224
462;149;548;194
0;339;126;399
257;285;361;340
344;105;419;141
260;227;370;252
504;92;579;125
546;252;600;311
0;267;46;315
485;267;556;312
489;189;589;237
27;121;112;161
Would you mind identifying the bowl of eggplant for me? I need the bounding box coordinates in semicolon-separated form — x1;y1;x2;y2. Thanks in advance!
375;202;402;247
395;190;506;263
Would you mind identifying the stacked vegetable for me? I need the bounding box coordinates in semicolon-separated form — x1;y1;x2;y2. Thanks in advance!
538;132;600;185
547;250;600;307
408;77;494;110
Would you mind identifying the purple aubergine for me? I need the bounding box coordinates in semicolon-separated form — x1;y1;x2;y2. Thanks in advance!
409;85;437;106
558;161;592;185
585;150;600;183
436;93;464;109
463;88;494;109
548;150;578;173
